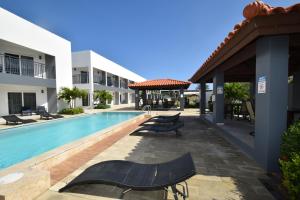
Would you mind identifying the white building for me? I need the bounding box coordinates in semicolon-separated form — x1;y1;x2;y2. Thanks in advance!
72;50;146;107
0;8;72;116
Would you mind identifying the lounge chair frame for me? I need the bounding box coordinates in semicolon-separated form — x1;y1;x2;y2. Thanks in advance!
59;153;196;200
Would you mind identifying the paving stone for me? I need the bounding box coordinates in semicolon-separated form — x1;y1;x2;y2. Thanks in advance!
37;109;274;200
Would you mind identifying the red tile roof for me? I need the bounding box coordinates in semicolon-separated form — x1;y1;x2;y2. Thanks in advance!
128;79;191;90
190;1;300;82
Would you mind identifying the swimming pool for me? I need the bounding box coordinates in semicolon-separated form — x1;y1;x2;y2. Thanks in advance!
0;112;142;169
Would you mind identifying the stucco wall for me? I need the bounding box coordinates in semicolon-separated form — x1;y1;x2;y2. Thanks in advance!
0;84;47;116
72;50;146;82
0;8;72;111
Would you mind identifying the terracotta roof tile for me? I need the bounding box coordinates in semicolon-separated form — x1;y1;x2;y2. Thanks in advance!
128;79;191;90
190;1;300;82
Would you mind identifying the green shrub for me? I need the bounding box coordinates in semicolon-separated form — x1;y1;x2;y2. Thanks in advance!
281;121;300;159
59;107;84;115
280;154;300;199
280;121;300;199
94;104;111;109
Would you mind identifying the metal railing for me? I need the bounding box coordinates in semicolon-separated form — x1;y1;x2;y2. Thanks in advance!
0;54;55;79
73;74;89;84
142;105;151;115
93;75;105;85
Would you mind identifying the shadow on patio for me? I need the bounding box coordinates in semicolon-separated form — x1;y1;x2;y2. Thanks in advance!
53;114;274;200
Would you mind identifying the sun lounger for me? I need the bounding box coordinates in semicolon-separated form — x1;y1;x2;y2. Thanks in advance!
59;153;196;200
151;113;181;120
135;121;184;136
2;115;36;125
40;111;64;120
149;113;180;124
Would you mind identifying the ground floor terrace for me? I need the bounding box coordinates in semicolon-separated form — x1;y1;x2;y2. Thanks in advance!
19;109;274;200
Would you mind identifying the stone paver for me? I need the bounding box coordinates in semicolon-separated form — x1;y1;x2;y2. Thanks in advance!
37;109;274;200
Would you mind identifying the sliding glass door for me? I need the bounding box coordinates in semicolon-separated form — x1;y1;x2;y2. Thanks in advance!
5;53;20;75
8;93;22;114
23;93;36;111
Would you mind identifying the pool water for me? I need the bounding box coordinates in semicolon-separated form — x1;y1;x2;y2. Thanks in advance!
0;112;142;169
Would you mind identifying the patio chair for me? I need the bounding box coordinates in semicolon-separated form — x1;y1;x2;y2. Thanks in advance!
134;121;184;136
36;106;46;115
2;115;36;125
40;111;64;120
246;101;255;136
59;153;196;200
21;106;32;116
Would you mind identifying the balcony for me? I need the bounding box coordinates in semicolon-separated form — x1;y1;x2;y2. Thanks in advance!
93;75;105;85
73;74;89;84
0;54;55;79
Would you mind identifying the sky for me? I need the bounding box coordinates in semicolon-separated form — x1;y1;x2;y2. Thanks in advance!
0;0;299;89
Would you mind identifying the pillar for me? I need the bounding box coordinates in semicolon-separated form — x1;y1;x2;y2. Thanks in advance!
200;80;206;115
179;88;184;111
293;70;300;109
89;66;94;107
213;70;224;124
135;90;139;110
254;36;289;172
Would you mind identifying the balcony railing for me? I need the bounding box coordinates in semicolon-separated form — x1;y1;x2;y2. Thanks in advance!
93;75;105;85
0;54;55;79
73;74;89;84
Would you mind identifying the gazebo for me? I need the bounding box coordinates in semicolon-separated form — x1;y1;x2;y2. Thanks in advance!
128;79;191;111
190;1;300;172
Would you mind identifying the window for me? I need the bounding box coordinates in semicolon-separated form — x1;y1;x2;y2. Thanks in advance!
80;71;89;83
5;53;20;75
82;94;89;106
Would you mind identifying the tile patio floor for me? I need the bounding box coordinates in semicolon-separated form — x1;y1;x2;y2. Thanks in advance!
36;109;274;200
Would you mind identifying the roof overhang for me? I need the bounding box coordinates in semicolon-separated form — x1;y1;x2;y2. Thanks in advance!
190;10;300;83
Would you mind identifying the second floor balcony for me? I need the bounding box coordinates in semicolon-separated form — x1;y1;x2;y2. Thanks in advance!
0;54;56;79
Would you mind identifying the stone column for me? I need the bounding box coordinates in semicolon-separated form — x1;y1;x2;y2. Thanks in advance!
254;36;289;172
135;90;139;110
179;88;185;111
213;70;224;124
200;80;206;115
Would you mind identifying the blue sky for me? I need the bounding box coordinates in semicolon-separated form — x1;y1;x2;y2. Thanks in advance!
0;0;298;88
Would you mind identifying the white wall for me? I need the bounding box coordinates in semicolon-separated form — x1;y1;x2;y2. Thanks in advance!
72;50;146;82
0;40;46;65
0;8;72;110
0;84;47;116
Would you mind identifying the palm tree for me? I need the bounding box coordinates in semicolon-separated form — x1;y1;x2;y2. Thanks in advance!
58;87;88;108
94;90;113;105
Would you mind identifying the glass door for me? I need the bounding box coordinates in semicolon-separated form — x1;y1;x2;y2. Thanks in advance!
5;53;20;75
8;93;22;114
23;93;36;111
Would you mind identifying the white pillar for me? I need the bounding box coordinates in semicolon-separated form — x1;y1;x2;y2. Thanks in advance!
89;66;94;107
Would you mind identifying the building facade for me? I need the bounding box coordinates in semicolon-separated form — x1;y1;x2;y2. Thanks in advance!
0;8;73;116
72;50;145;107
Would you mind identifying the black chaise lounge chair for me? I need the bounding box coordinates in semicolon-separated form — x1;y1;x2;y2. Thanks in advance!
2;115;36;125
40;111;64;120
148;113;181;124
59;153;196;200
134;121;184;136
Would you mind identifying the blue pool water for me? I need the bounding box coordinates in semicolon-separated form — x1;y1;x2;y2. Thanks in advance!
0;112;142;169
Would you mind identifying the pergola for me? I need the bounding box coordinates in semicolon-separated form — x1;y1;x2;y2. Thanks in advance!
190;1;300;172
128;79;191;111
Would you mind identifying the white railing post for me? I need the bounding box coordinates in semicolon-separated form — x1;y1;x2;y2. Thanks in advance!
19;56;22;76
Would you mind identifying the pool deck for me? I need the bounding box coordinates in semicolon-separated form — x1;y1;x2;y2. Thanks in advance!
36;109;274;200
